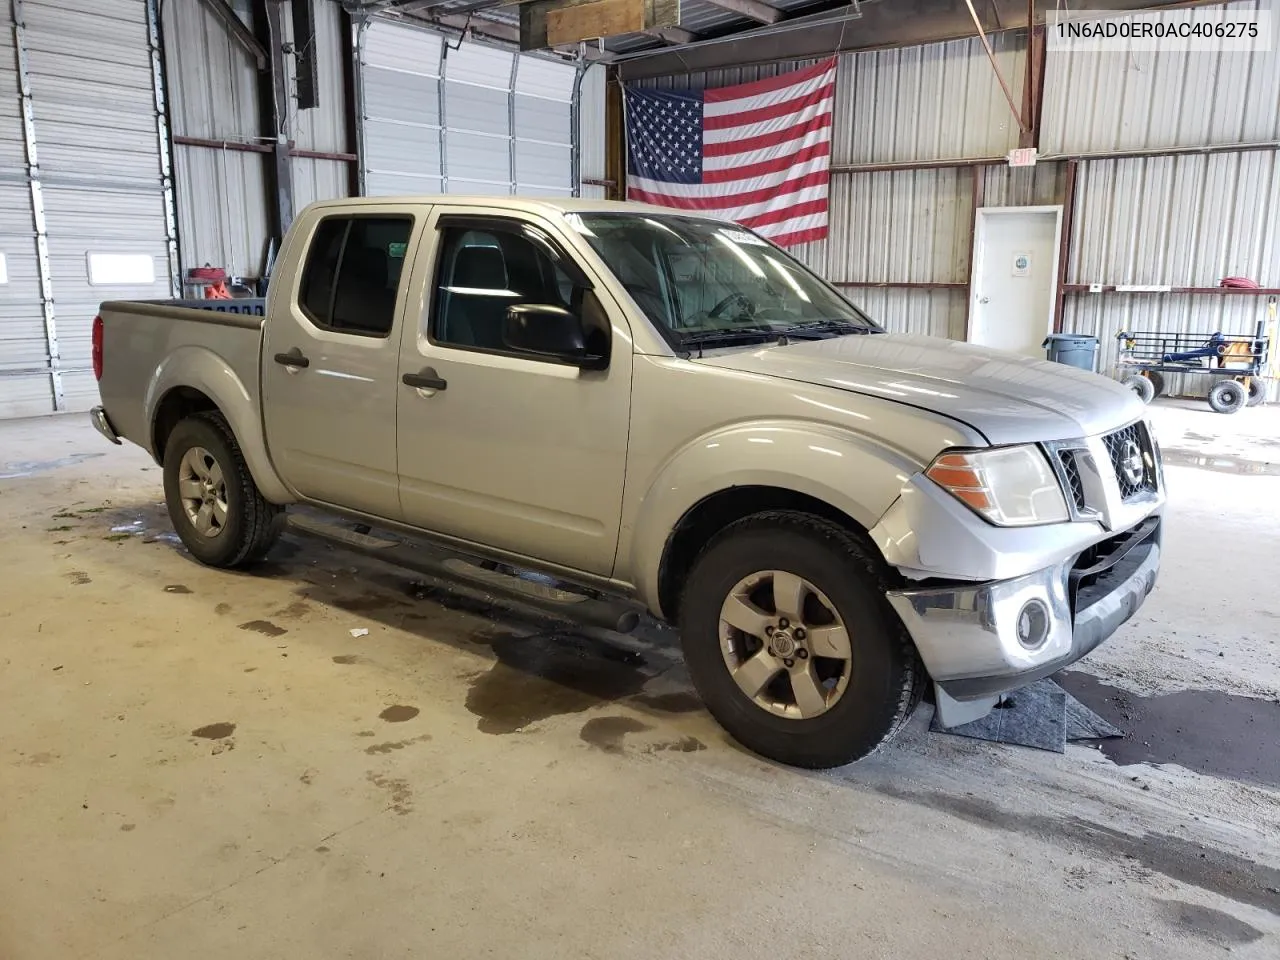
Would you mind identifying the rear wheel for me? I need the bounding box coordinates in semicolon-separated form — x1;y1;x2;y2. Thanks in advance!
1123;374;1155;404
1207;379;1247;415
1146;370;1166;398
679;511;924;768
1246;378;1267;407
163;413;283;567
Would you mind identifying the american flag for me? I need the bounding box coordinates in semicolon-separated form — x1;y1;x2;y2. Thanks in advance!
624;59;838;248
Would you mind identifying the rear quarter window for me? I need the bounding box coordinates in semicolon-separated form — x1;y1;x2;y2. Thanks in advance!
298;216;413;338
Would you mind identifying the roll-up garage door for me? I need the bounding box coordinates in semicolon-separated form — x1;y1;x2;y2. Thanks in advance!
358;18;578;199
0;0;177;420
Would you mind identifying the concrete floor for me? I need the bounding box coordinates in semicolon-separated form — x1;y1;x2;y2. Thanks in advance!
2;400;1279;959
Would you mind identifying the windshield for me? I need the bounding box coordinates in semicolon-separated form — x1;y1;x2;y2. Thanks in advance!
568;213;882;349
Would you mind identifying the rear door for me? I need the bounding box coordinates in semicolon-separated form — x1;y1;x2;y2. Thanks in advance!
395;208;632;576
262;205;424;519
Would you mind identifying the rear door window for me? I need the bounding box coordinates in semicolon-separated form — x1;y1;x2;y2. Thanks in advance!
298;216;412;337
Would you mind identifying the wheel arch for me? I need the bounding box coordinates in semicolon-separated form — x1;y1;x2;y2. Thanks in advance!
623;420;919;621
144;346;292;503
656;485;892;625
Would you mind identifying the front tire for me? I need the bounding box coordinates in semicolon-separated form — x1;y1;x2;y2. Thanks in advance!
162;413;283;567
679;511;924;768
1246;378;1266;407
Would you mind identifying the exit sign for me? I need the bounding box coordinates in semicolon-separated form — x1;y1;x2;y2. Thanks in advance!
1008;148;1038;167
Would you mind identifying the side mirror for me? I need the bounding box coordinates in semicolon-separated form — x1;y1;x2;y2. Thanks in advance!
503;304;605;369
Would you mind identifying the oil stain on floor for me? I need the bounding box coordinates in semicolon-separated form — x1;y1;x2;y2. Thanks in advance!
465;631;651;735
238;620;287;638
1058;671;1280;790
191;722;236;739
873;783;1280;915
1158;899;1263;946
580;716;651;753
379;705;420;723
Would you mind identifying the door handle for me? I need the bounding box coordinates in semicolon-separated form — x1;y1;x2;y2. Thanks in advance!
274;348;310;369
402;367;447;392
978;296;990;304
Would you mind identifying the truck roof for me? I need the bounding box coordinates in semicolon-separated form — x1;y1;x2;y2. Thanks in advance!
303;196;721;221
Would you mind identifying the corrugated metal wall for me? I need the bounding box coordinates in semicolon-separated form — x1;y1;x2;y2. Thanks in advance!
631;36;1031;339
287;0;350;209
629;2;1280;404
836;33;1025;164
164;0;349;280
358;17;580;199
1045;0;1280;398
1041;0;1280;155
164;0;269;279
578;63;607;199
1063;150;1280;393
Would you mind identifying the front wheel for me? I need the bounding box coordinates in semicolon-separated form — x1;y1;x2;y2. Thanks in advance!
162;413;283;567
1246;378;1267;407
679;511;924;768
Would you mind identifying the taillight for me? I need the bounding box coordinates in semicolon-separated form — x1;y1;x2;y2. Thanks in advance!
92;315;103;381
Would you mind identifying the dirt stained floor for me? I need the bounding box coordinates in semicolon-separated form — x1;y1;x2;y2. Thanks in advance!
1;399;1278;959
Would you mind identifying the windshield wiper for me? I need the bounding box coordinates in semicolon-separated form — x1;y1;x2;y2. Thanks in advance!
679;327;780;350
771;319;879;340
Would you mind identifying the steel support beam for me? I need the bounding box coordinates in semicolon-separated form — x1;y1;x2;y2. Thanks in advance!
961;0;1027;137
10;0;62;411
431;12;521;44
643;25;697;44
264;0;296;234
702;0;781;24
197;0;268;70
146;0;181;297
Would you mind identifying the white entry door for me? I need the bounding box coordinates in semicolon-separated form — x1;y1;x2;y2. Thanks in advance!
968;206;1062;359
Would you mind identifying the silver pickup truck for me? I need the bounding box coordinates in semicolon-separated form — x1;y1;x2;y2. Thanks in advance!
91;197;1163;768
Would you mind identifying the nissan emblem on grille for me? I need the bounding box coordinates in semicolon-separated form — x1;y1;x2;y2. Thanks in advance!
1120;439;1145;486
1103;423;1156;500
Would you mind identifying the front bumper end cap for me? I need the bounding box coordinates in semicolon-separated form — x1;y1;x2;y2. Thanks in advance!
90;406;122;445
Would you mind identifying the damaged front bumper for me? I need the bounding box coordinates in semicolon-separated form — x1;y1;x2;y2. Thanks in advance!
887;516;1162;728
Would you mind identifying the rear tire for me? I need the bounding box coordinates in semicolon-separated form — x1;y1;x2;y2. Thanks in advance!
163;413;284;567
1207;379;1247;415
679;511;924;768
1246;379;1266;407
1123;375;1155;404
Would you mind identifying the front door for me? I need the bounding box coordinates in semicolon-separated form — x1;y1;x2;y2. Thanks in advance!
968;206;1062;359
262;206;422;519
395;209;631;576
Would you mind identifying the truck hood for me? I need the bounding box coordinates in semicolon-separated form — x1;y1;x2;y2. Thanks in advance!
694;333;1143;445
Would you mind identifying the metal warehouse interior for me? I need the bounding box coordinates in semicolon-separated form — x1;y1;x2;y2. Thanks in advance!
2;1;1279;958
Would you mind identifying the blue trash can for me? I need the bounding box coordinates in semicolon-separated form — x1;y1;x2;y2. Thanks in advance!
1043;333;1099;372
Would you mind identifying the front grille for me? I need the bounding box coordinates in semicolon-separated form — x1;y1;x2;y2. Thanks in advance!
1057;450;1087;511
1102;422;1158;500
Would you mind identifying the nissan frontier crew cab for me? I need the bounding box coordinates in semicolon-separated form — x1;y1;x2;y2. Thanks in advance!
91;197;1164;768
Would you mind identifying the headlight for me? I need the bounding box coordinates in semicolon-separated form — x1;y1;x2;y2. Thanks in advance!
926;445;1069;527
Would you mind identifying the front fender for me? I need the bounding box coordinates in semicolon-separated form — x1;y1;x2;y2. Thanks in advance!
624;419;921;617
144;345;292;504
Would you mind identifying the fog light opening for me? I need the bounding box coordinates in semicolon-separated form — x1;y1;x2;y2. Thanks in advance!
1016;599;1051;650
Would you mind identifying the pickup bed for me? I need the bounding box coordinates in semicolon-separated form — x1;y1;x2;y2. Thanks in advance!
92;197;1164;768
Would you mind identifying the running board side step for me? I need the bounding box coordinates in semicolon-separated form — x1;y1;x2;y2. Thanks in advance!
285;514;643;634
